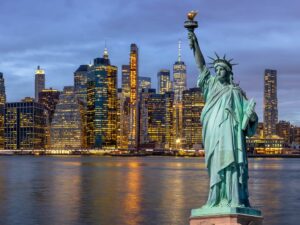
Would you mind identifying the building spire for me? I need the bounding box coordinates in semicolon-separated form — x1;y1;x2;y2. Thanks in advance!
178;40;181;62
103;40;109;59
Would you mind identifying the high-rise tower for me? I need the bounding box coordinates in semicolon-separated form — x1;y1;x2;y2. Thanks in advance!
158;69;172;94
129;43;139;149
35;66;45;102
122;65;130;98
87;48;117;149
173;40;186;103
74;65;89;104
0;72;6;149
264;69;278;137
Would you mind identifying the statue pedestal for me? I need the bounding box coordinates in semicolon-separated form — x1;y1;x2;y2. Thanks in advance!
190;214;263;225
189;207;263;225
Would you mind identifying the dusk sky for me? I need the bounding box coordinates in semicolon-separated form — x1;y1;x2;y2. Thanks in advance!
0;0;299;124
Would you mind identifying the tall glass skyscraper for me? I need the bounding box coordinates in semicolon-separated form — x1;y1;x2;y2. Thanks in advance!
74;65;89;104
35;66;45;102
264;69;278;137
87;48;117;149
51;86;85;149
5;98;46;150
0;72;6;149
173;41;186;103
122;65;130;98
138;76;151;93
158;69;172;94
129;43;139;150
182;88;204;149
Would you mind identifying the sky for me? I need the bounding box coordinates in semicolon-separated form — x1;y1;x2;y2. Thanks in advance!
0;0;299;124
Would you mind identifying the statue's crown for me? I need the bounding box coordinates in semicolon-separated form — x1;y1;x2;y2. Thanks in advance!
208;53;237;71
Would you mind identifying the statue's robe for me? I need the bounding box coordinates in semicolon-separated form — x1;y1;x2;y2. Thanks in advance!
197;67;258;207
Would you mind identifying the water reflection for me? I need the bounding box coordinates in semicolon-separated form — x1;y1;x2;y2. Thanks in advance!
123;162;142;225
0;157;299;225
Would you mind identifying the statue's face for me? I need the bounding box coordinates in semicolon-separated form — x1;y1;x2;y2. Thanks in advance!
215;65;229;84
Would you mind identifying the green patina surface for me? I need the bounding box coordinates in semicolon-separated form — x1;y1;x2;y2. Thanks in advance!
191;206;262;218
185;12;262;218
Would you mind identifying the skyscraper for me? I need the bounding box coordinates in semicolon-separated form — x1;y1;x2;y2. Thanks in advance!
165;91;175;150
138;76;151;93
87;48;117;149
173;41;186;103
35;66;45;102
276;120;291;146
129;43;139;149
122;65;130;98
0;72;6;149
51;86;85;149
139;88;156;145
158;69;172;94
74;64;89;104
139;89;166;147
38;88;61;124
264;69;278;137
182;88;204;149
5;97;46;150
39;88;61;149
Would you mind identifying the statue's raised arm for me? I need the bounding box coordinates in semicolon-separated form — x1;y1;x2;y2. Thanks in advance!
188;31;206;72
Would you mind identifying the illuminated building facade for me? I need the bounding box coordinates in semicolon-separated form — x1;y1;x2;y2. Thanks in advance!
74;65;89;104
276;120;291;146
148;93;166;146
290;126;300;145
122;65;130;98
5;98;46;150
165;91;175;149
118;94;130;149
140;90;166;147
173;102;183;149
264;69;278;137
139;88;156;144
87;48;117;149
158;69;172;94
173;41;186;103
38;88;60;124
0;73;6;149
247;135;284;155
182;88;204;149
38;88;60;149
129;44;139;149
35;66;45;102
138;76;151;93
51;86;85;149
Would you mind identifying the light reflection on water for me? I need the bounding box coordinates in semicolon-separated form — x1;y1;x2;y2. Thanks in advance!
0;156;299;225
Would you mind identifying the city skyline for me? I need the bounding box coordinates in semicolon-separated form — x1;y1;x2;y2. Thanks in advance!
0;0;300;124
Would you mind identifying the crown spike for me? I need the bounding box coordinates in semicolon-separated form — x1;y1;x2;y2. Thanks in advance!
208;56;215;61
214;52;220;59
223;54;226;60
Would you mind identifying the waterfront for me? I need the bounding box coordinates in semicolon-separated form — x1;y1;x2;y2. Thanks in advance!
0;156;299;225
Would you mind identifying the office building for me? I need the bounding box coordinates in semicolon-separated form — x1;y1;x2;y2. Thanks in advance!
0;73;6;149
74;64;89;104
276;120;291;146
5;98;46;150
158;69;172;94
182;88;204;149
51;86;85;149
122;65;130;98
173;41;186;103
138;76;151;93
86;48;117;149
264;69;278;137
129;44;139;149
35;66;45;102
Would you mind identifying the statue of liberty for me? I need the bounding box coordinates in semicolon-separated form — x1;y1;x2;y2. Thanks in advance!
185;12;259;210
